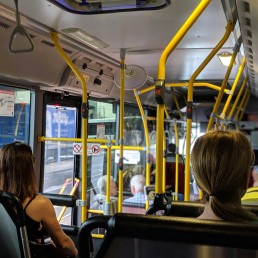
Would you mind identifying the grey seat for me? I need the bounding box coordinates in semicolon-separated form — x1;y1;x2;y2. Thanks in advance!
0;191;31;258
78;213;258;258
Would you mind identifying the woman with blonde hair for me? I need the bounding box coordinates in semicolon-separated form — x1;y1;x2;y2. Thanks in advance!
0;142;78;257
191;130;257;222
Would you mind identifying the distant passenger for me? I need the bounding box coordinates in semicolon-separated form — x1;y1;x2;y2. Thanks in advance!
0;142;78;257
97;175;117;197
124;174;146;204
166;143;176;162
91;175;117;213
242;165;258;204
191;130;257;222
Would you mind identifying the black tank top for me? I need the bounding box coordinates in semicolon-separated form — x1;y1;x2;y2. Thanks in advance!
24;197;48;243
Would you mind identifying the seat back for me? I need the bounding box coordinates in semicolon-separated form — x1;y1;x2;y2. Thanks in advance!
168;201;258;218
78;213;258;258
0;191;31;258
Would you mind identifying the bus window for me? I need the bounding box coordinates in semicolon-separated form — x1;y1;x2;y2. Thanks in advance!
0;85;32;147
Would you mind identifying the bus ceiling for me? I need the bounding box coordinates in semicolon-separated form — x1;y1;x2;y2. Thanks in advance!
0;0;257;106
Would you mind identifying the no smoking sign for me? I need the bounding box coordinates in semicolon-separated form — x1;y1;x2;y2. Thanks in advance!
73;143;101;156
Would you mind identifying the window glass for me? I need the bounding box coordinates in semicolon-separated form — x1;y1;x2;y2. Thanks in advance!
0;86;31;147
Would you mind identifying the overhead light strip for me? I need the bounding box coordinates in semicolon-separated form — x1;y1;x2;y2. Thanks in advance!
62;28;109;49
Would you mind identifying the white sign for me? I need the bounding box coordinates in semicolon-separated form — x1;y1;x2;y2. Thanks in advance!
0;90;15;117
73;143;101;156
115;150;141;164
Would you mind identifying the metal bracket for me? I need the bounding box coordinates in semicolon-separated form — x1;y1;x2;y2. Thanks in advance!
76;200;87;207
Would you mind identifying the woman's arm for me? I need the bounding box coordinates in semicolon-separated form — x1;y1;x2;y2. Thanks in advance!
35;195;78;257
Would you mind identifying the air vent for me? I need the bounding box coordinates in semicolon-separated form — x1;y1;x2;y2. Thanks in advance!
40;40;73;55
0;21;10;29
245;18;251;26
41;40;55;47
247;40;252;46
246;30;252;38
243;1;250;13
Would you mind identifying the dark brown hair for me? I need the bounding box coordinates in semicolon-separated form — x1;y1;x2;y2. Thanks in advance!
0;142;37;202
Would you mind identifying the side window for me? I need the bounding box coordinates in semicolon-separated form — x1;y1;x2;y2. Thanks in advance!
0;86;32;147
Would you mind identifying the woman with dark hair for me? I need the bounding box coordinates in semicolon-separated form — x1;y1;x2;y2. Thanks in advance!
191;130;257;222
0;142;78;257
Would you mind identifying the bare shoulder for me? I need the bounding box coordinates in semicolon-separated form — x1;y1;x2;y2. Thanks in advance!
34;195;55;212
34;194;52;206
25;195;54;222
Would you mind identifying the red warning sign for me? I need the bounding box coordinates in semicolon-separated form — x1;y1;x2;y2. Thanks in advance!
73;143;101;156
73;144;82;154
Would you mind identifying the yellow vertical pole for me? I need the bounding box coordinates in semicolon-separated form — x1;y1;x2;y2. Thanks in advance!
163;107;170;194
185;22;235;201
219;57;246;120
50;32;88;222
156;104;165;194
156;0;211;195
234;88;249;121
118;49;125;212
207;48;238;131
172;93;183;119
162;134;166;193
134;89;151;187
134;89;151;210
228;76;248;120
106;145;111;202
174;121;179;201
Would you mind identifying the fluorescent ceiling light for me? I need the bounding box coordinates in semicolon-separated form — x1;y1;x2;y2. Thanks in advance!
217;52;234;67
62;28;109;49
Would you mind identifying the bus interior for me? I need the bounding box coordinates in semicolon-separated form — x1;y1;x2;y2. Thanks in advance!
1;0;258;256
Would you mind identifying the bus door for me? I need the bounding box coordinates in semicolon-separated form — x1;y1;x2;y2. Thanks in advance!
42;94;81;225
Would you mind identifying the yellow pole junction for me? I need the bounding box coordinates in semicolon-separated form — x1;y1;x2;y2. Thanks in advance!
219;57;246;120
166;82;231;93
228;76;248;120
185;21;235;201
138;82;230;95
118;49;125;212
234;88;249;121
207;49;238;131
155;0;211;195
50;32;88;222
